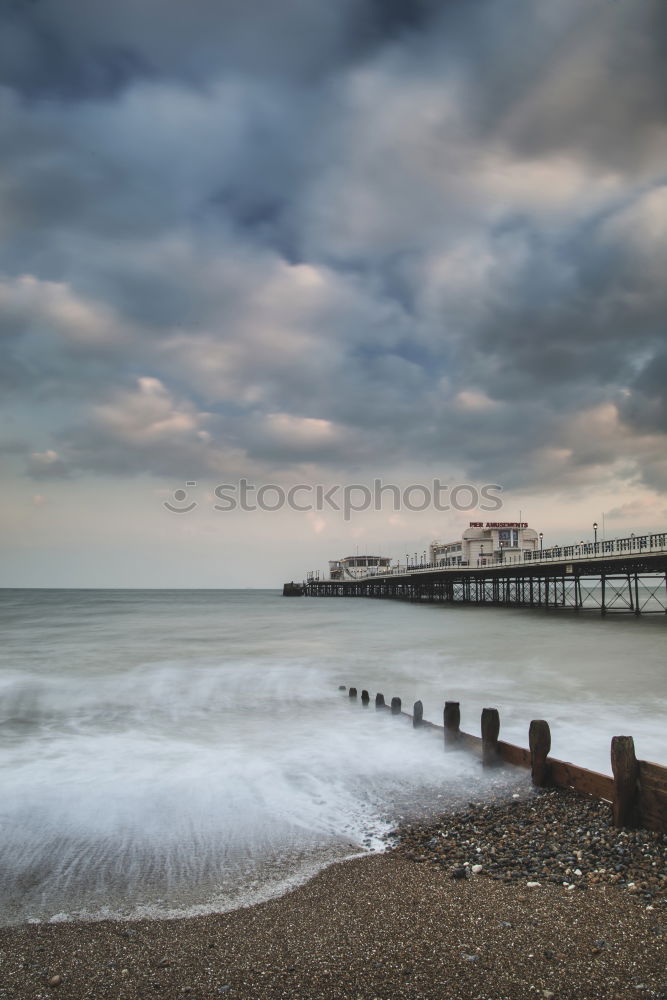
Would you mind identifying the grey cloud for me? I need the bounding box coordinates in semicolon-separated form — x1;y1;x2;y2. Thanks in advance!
43;377;222;479
621;351;667;436
1;0;666;501
0;14;151;101
0;437;28;455
26;449;70;479
453;1;667;175
0;0;444;100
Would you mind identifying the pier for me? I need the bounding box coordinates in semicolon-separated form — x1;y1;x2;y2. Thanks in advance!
304;531;667;614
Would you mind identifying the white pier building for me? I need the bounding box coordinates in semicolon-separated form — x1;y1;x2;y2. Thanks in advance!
329;555;392;580
430;521;539;567
325;523;540;581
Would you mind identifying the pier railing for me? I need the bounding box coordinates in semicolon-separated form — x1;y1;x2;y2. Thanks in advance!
523;531;667;564
358;531;667;576
343;686;667;834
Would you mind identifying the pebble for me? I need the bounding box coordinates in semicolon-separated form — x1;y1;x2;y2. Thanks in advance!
2;783;666;1000
394;785;667;906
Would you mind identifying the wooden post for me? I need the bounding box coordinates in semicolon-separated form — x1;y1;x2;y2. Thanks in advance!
443;701;460;746
375;692;385;710
349;687;357;699
413;700;423;728
338;685;346;691
361;689;370;706
391;696;402;715
529;720;551;786
611;735;639;828
481;708;500;767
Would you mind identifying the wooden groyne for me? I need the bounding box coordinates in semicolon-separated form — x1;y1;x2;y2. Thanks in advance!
343;686;667;834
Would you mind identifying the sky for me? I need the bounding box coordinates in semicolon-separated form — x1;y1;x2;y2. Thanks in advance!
1;0;667;587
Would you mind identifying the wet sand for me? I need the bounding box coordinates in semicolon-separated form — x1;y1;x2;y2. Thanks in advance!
2;790;666;1000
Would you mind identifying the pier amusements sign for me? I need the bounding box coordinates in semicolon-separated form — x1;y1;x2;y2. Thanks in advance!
469;521;529;528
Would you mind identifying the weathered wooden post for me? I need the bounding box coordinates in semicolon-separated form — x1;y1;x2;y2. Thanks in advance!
529;720;551;786
391;696;402;715
375;692;385;710
361;689;370;706
481;708;500;767
443;701;460;746
413;700;423;728
349;687;357;699
611;735;639;828
338;685;346;691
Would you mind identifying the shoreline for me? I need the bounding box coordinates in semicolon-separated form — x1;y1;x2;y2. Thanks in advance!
2;788;666;999
1;764;530;929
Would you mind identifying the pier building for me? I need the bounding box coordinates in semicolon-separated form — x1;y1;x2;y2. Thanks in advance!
329;555;392;581
430;522;539;567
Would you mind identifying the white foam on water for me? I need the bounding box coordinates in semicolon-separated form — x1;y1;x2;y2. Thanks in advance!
0;657;491;923
1;589;665;924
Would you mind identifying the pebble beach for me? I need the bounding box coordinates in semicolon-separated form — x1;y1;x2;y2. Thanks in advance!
2;786;666;1000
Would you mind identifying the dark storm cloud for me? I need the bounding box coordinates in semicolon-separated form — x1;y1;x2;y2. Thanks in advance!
364;0;443;39
457;215;667;405
0;14;152;101
0;0;445;99
622;351;667;436
1;0;666;496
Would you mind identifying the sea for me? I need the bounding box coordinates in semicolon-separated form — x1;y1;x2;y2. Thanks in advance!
0;588;665;926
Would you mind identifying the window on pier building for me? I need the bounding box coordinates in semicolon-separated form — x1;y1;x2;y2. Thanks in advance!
498;529;520;548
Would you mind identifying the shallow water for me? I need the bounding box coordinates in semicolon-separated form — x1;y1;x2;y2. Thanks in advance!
0;588;665;924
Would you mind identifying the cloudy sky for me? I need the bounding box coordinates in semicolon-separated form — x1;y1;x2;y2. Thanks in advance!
1;0;666;586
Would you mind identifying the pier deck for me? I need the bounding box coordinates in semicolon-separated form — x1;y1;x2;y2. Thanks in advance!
304;532;667;614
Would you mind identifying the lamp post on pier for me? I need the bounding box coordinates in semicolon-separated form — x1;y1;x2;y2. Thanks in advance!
593;521;598;546
539;532;543;557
